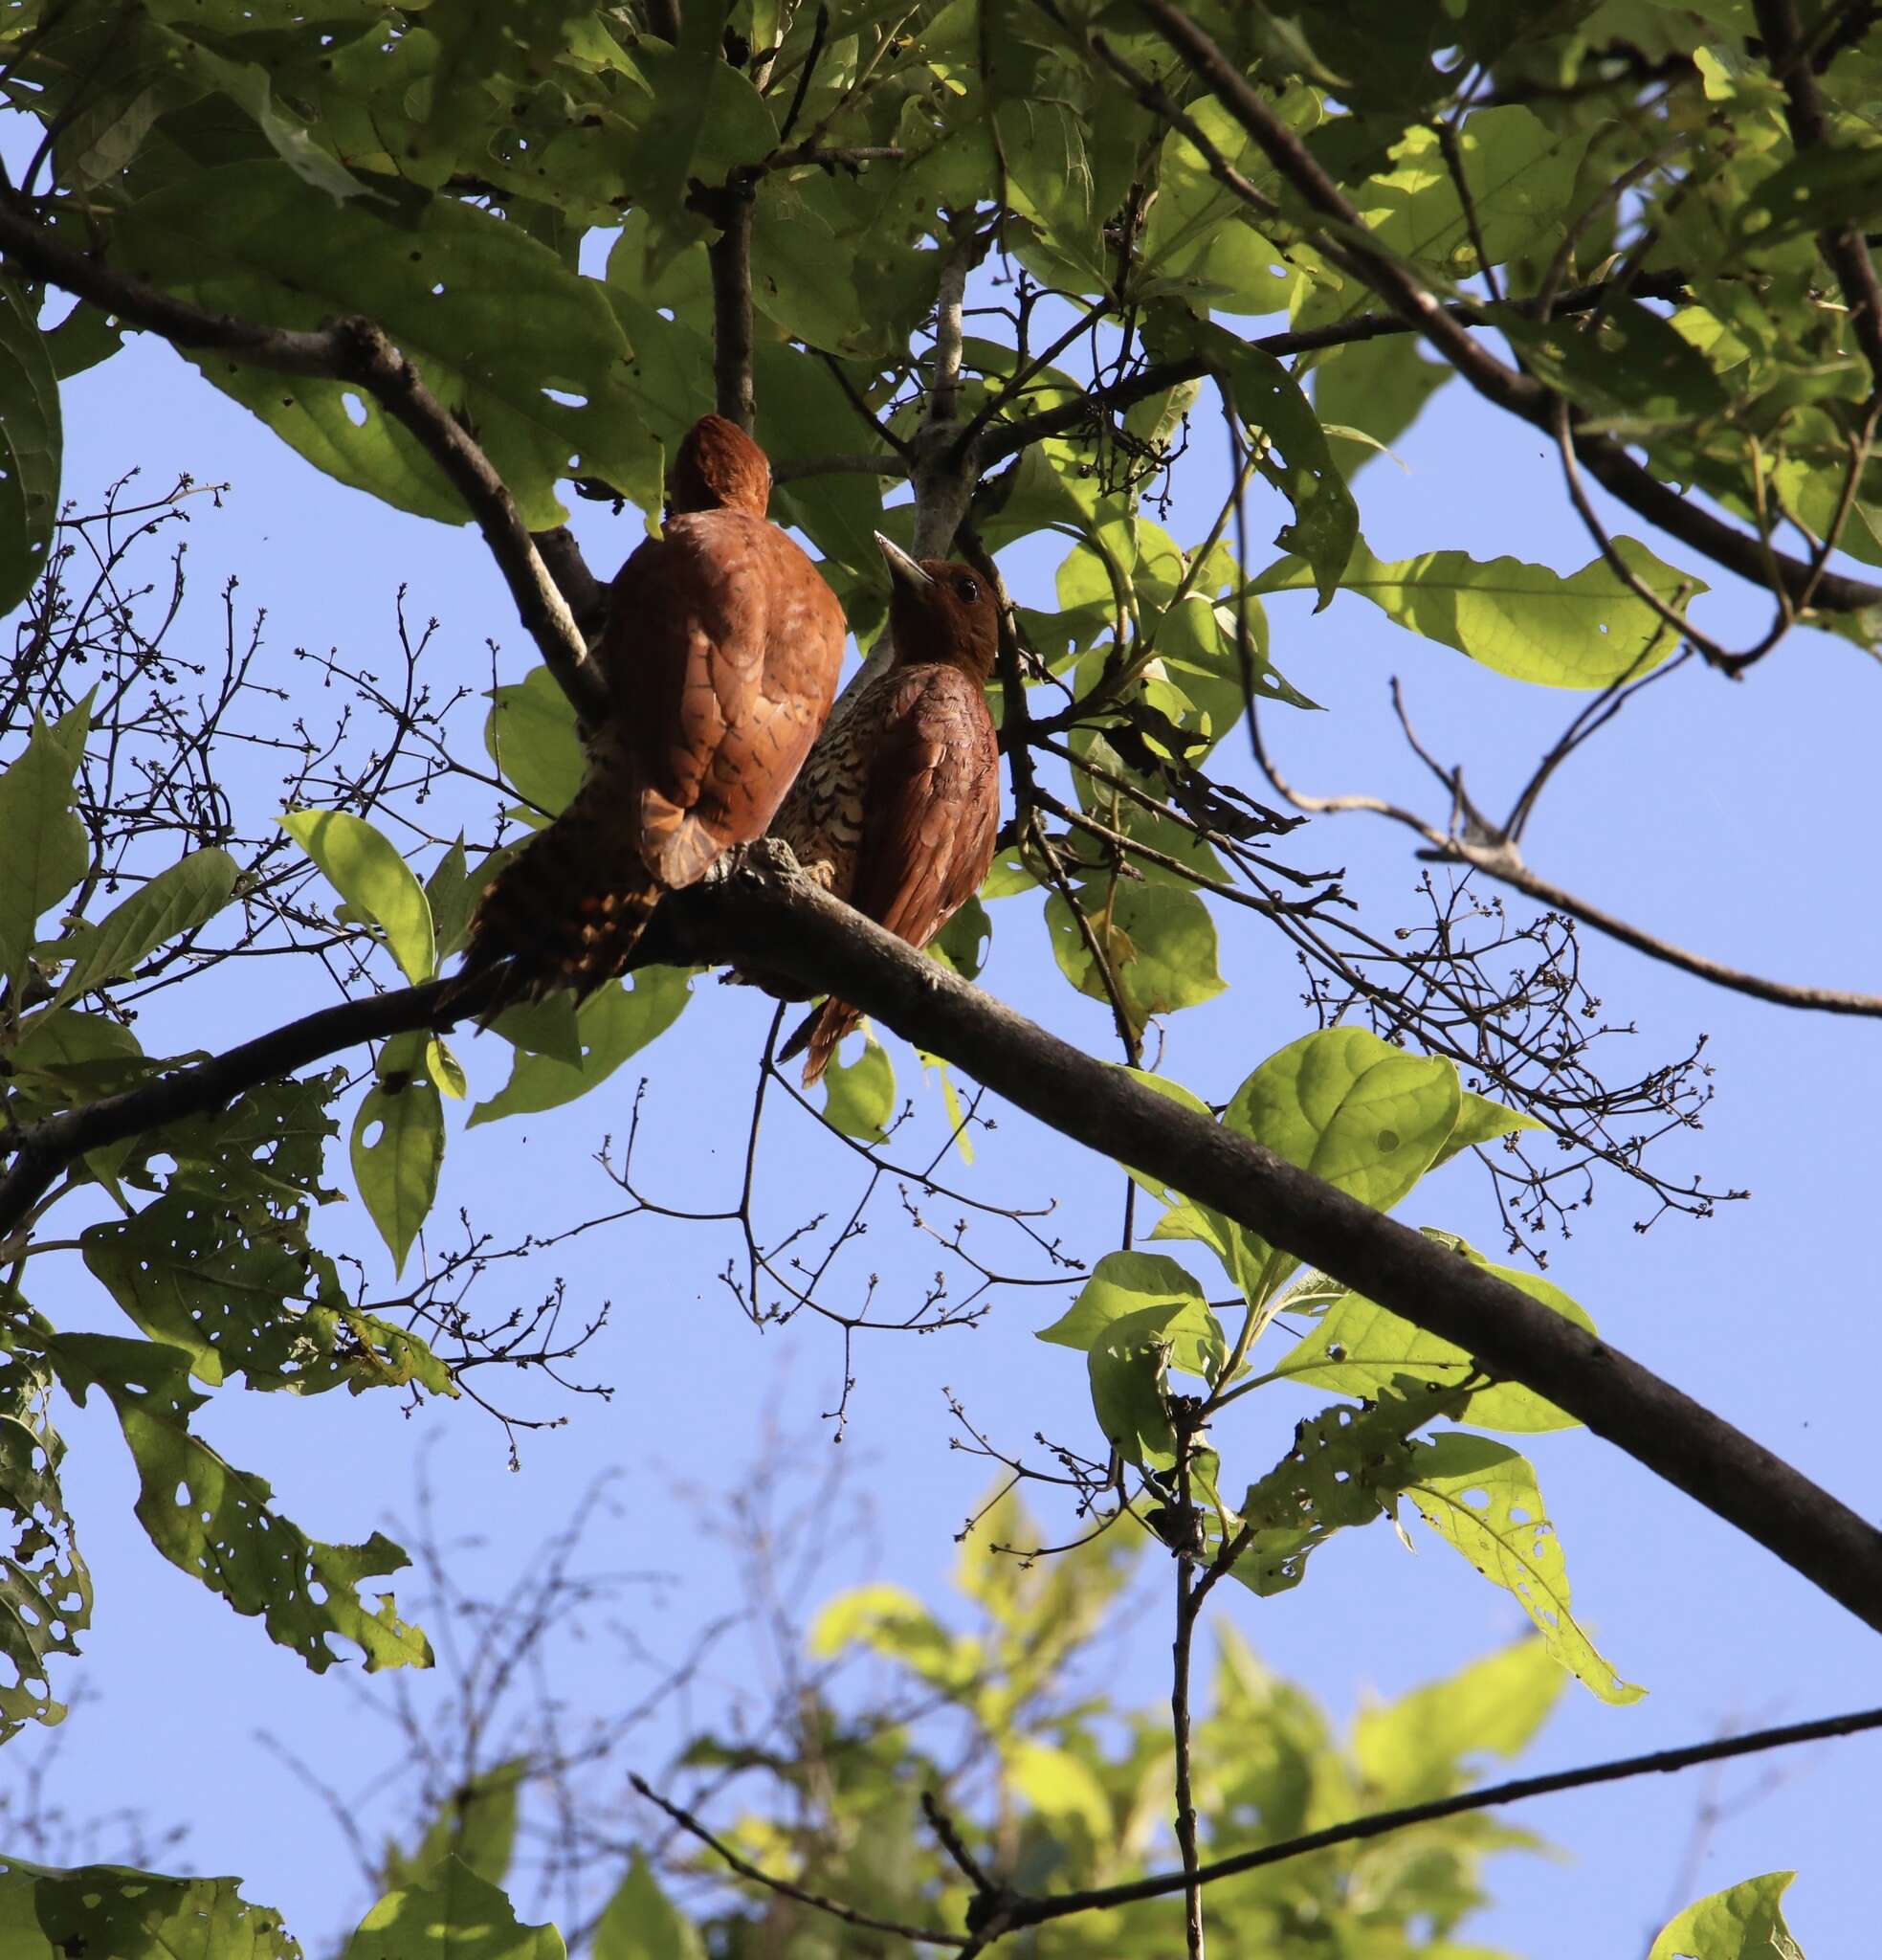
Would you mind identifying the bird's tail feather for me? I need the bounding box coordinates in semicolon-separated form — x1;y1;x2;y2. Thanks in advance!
783;997;861;1087
454;775;662;1020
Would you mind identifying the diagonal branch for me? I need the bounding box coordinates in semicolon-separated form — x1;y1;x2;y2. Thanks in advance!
995;1700;1882;1931
1126;1;1882;619
8;854;1882;1641
0;194;607;725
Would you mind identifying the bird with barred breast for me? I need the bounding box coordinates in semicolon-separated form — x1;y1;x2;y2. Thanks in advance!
771;532;1002;1086
456;413;848;1013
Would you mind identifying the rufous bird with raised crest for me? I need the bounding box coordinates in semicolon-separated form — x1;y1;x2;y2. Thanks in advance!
772;532;1002;1086
457;413;848;1013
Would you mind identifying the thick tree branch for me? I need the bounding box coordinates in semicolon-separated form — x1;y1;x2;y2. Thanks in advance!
696;178;758;431
0;194;606;724
10;856;1882;1638
1128;2;1882;619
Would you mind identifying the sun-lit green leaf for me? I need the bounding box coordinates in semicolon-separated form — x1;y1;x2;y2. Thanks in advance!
1037;1251;1223;1382
1405;1433;1643;1704
469;969;691;1125
1255;537;1706;689
0;1856;304;1960
0;1348;91;1741
1046;880;1225;1035
114;163;660;526
1435;1088;1545;1166
344;1858;564;1960
484;667;587;821
281;809;435;984
1355;1636;1566;1805
819;1026;897;1143
0;697;92;994
45;1331;432;1673
590;1851;705;1960
1272;1230;1595;1433
1222;1027;1461;1312
48;848;238;1005
1228;1378;1468;1596
352;1041;446;1277
385;1761;526;1895
0;275;61;615
1649;1872;1804;1960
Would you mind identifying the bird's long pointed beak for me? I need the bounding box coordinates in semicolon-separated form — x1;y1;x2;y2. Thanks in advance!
874;530;934;591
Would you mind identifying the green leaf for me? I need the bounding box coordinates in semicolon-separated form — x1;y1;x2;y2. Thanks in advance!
484;667;586;820
1649;1873;1804;1960
1037;1250;1224;1383
808;1583;979;1690
1228;1378;1468;1596
281;810;436;984
386;1761;527;1894
820;1028;897;1143
1361;105;1590;277
1046;880;1225;1035
0;275;61;615
1405;1433;1644;1704
153;28;372;203
1040;1252;1227;1471
353;1033;445;1275
0;1856;304;1960
1354;1636;1566;1805
1007;1740;1114;1842
1739;142;1882;248
1434;1088;1545;1167
48;848;239;1005
1222;1027;1461;1311
46;1331;432;1672
1314;332;1450;477
114;164;660;526
591;1851;706;1960
469;969;691;1125
0;698;92;994
1146;310;1358;609
1254;537;1705;689
425;837;477;961
344;1858;564;1960
0;1347;92;1741
1271;1232;1595;1433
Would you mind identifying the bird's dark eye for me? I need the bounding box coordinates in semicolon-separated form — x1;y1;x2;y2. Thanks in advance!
957;575;981;602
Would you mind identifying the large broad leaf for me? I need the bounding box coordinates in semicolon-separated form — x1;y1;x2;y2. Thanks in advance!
0;1347;92;1740
1314;332;1451;476
483;667;587;821
385;1761;527;1895
0;698;92;994
1046;880;1225;1036
1353;1636;1566;1805
0;1856;304;1960
1271;1229;1594;1433
1146;309;1358;610
1190;1027;1460;1313
1405;1432;1643;1704
281;810;435;984
820;1028;897;1142
1254;537;1705;689
352;1032;446;1276
0;276;61;615
469;969;691;1125
1227;1378;1467;1596
46;1332;432;1673
48;847;239;1005
1649;1873;1804;1960
590;1851;706;1960
344;1858;565;1960
1359;104;1590;277
113;164;660;527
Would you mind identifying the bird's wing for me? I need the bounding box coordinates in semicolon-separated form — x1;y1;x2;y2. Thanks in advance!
604;514;845;881
848;667;1001;954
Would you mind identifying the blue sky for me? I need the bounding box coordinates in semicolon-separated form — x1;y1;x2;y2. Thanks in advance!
9;278;1882;1960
